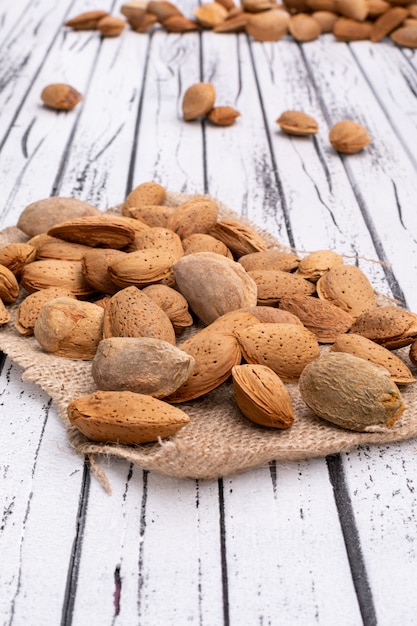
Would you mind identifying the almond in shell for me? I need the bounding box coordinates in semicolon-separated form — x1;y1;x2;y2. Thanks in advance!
349;305;417;348
65;10;109;29
20;259;97;297
15;287;76;336
238;249;300;273
141;283;193;333
0;264;20;302
34;297;104;360
333;18;373;40
108;248;176;288
289;13;322;40
67;390;190;444
248;269;316;306
390;24;417;46
235;322;320;381
182;233;233;258
182;83;216;121
371;6;408;41
329;119;371;153
207;106;241;126
127;205;175;227
123;182;167;214
48;216;136;249
173;251;258;326
276;110;319;136
32;235;93;261
330;333;415;384
299;352;405;431
97;15;126;36
296;249;344;282
335;0;368;20
162;15;199;32
131;226;184;259
279;295;354;342
166;197;219;240
103;286;176;344
194;2;229;26
0;300;10;325
316;264;376;317
246;9;290;41
81;249;126;295
311;10;338;32
244;305;304;325
17;197;100;237
210;218;268;258
92;337;195;397
232;363;295;428
0;243;36;276
41;84;83;111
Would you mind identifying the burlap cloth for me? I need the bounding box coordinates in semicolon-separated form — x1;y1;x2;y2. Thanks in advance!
1;192;417;492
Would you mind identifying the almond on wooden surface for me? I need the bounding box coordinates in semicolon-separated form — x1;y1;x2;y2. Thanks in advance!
64;10;109;29
328;119;371;153
207;106;241;126
97;15;127;36
276;110;319;135
40;83;83;111
182;82;216;120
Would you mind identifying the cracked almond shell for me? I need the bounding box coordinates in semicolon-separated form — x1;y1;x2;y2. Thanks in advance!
15;287;76;336
299;352;406;432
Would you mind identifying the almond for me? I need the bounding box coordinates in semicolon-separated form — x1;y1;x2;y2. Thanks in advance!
132;226;184;259
108;248;176;288
102;286;176;344
20;259;96;297
246;9;290;41
248;269;316;305
97;15;126;36
81;249;126;294
349;305;417;348
289;13;322;40
33;235;93;261
147;0;183;20
92;337;195;397
166;197;219;239
127;205;175;227
213;12;249;32
48;216;136;249
0;299;10;325
306;0;336;10
210;218;268;258
328;119;371;153
236;322;320;381
0;243;36;276
276;110;319;136
67;390;190;444
162;15;199;31
367;0;391;19
123;181;167;214
335;0;368;21
182;83;216;121
371;6;407;41
65;10;109;29
41;84;83;111
120;1;147;27
279;295;354;342
182;233;233;258
173;251;258;325
242;0;277;11
34;297;104;360
299;352;405;431
296;249;344;282
239;249;300;272
207;106;241;126
131;12;158;31
316;264;376;317
232;364;295;428
311;10;338;32
17;197;100;237
333;17;373;40
194;2;229;26
390;24;417;46
244;305;304;325
0;264;19;302
331;333;415;384
141;283;193;333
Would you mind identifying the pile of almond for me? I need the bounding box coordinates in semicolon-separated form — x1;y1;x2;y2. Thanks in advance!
63;1;417;47
0;182;416;445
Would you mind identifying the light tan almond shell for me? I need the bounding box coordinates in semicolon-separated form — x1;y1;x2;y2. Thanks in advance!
67;390;190;445
131;227;184;259
97;15;126;36
316;264;377;317
0;264;19;302
162;15;199;31
210;218;268;258
33;236;94;261
232;364;295;428
276;109;319;135
311;10;338;32
242;0;276;12
0;299;10;325
235;323;320;381
248;269;316;305
120;2;147;22
296;249;344;282
182;233;233;258
20;259;96;297
335;0;368;20
333;17;373;40
409;339;417;366
349;306;417;348
102;286;176;344
92;337;195;397
34;297;104;360
182;83;216;121
244;305;303;325
246;9;290;41
371;6;408;41
65;9;109;29
147;0;183;20
0;243;36;276
15;287;76;336
108;248;176;287
289;13;322;40
127;205;175;227
330;333;415;384
329;119;371;153
197;309;260;338
299;352;406;432
279;295;354;342
141;283;193;333
17;197;100;237
41;84;83;111
164;331;242;403
239;249;300;272
81;249;127;295
207;106;241;126
123;182;167;213
390;24;417;46
194;2;229;26
167;197;219;239
172;251;258;326
47;216;136;249
132;11;158;31
213;12;249;32
115;215;151;236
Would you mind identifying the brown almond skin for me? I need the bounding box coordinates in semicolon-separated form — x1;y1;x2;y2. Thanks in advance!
65;10;109;29
371;6;408;42
232;364;295;428
67;390;190;445
279;295;354;343
141;283;193;333
299;352;406;432
289;13;322;41
329;120;371;154
123;181;167;213
316;264;376;318
182;233;233;258
182;83;216;121
246;9;290;41
0;264;20;302
390;24;417;46
210;218;268;258
34;297;104;360
349;306;417;349
15;287;76;336
48;216;136;249
333;18;373;41
276;110;319;136
248;269;316;306
296;249;344;282
20;259;96;297
97;16;126;36
167;197;219;239
239;249;300;273
17;197;100;237
0;243;36;276
207;106;241;126
162;15;199;31
41;84;83;111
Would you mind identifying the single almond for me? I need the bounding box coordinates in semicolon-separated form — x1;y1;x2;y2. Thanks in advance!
147;0;183;21
289;13;322;40
108;248;176;288
239;249;300;273
241;0;277;12
141;283;193;333
311;10;338;32
316;264;377;317
246;9;290;41
131;12;158;31
390;24;417;46
0;299;10;325
296;249;344;282
182;233;233;258
279;294;354;342
335;0;368;21
214;12;249;32
33;235;93;261
65;10;109;29
194;2;229;26
182;83;216;121
207;106;241;126
81;249;126;295
167;197;219;239
333;17;373;40
244;305;303;325
371;6;408;41
328;119;371;154
367;0;391;19
15;287;76;336
120;1;147;27
127;205;175;227
17;197;100;237
48;216;136;249
162;15;199;31
210;218;268;258
0;243;36;276
349;305;417;349
67;390;190;444
41;84;83;111
123;181;167;214
276;110;319;136
248;269;316;305
20;259;96;297
97;15;126;36
0;264;19;302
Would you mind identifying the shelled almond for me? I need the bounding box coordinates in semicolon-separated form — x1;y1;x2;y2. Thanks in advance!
2;183;417;447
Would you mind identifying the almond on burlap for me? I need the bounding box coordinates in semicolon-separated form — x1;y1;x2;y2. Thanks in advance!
349;305;417;349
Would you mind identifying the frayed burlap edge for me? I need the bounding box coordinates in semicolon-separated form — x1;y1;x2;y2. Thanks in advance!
2;191;417;493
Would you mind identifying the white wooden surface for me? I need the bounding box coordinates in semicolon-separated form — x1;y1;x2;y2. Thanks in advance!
2;1;417;624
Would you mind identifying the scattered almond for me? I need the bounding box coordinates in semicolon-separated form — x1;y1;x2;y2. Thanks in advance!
276;110;319;136
329;119;371;154
182;82;216;121
41;84;83;111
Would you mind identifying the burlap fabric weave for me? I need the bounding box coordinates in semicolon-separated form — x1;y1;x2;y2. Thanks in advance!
1;192;417;490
